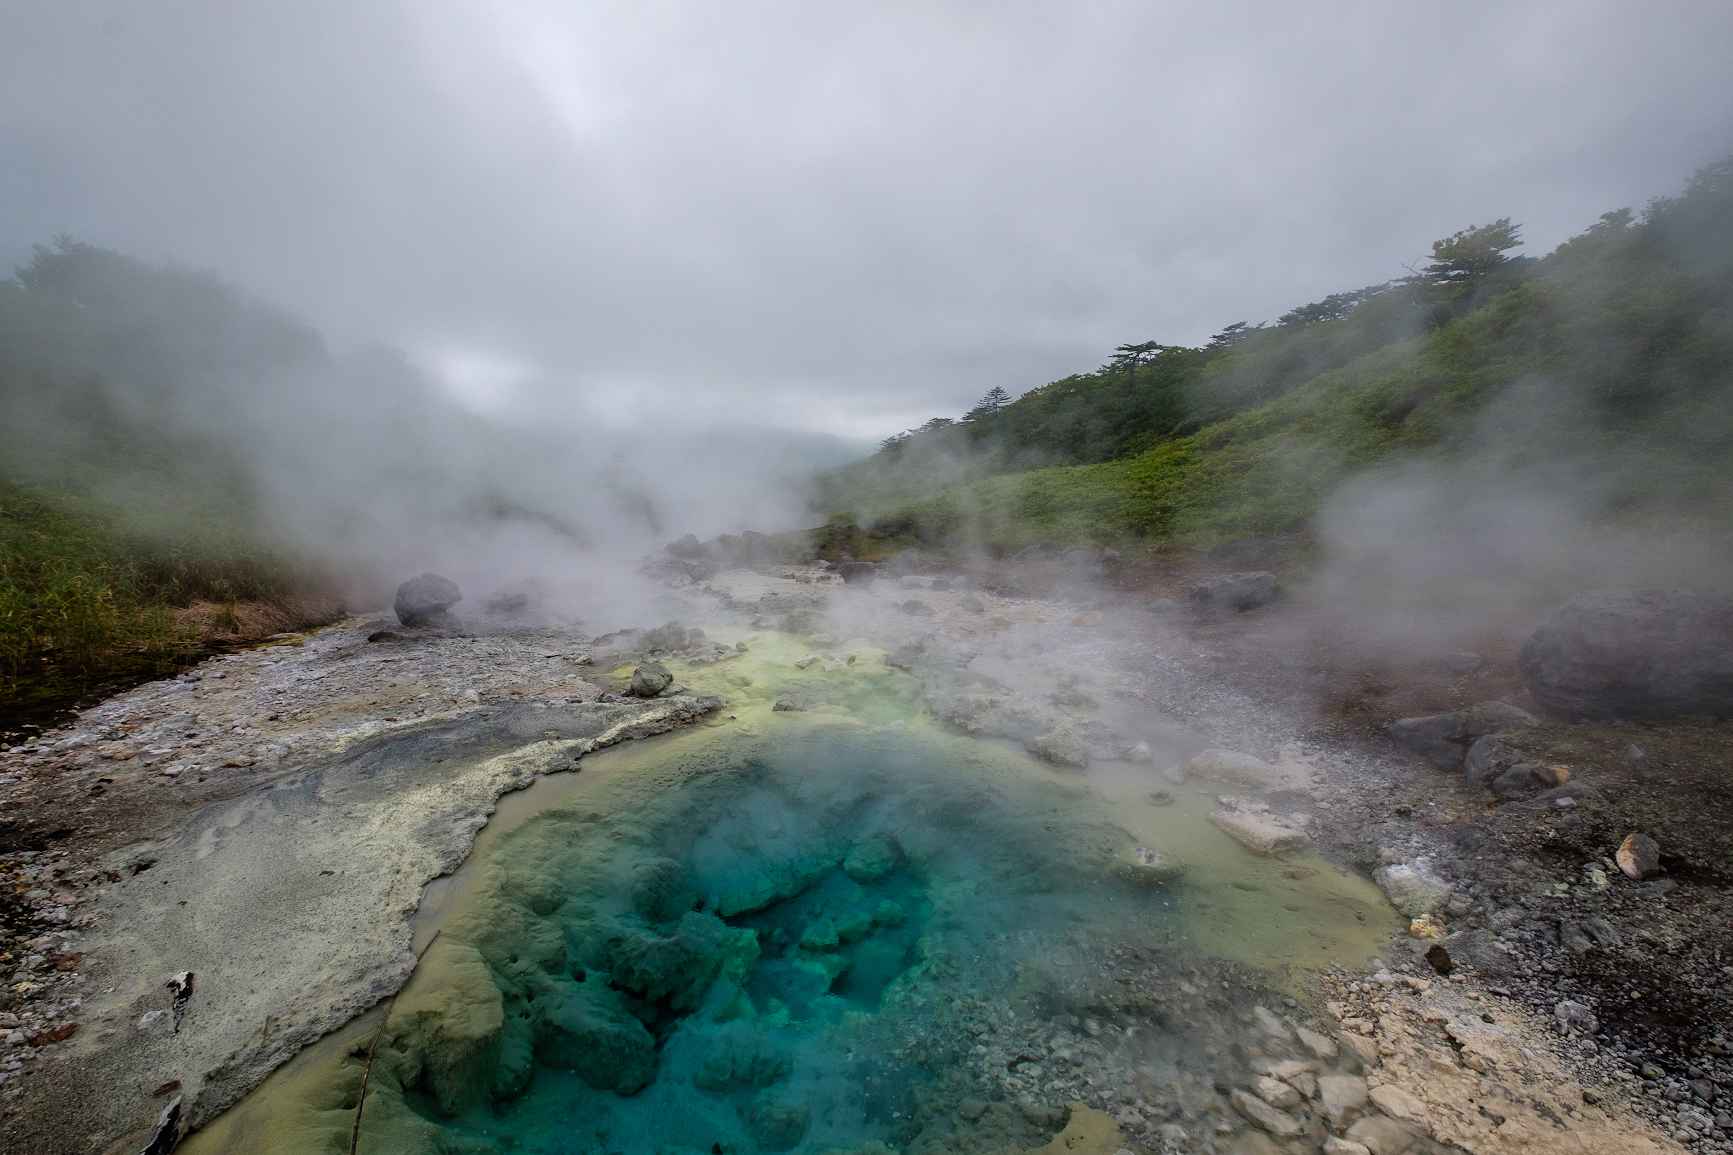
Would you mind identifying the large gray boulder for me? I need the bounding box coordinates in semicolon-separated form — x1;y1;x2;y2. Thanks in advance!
1185;571;1276;611
1519;589;1733;719
638;621;690;652
393;573;462;625
837;561;877;585
666;533;706;559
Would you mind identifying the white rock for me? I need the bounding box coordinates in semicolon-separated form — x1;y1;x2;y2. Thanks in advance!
1257;1075;1302;1108
1189;748;1276;786
137;1010;170;1031
1317;1074;1370;1128
1210;808;1310;854
1232;1089;1302;1137
1374;859;1452;917
1323;1139;1372;1155
1368;1083;1428;1123
1297;1025;1339;1059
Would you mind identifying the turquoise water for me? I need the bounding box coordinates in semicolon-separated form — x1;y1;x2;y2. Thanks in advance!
183;709;1395;1155
409;727;1184;1154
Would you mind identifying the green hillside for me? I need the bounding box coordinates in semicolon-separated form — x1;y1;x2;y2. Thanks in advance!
819;160;1733;554
0;242;325;684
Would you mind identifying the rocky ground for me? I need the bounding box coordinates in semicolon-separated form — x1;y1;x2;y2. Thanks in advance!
0;547;1724;1155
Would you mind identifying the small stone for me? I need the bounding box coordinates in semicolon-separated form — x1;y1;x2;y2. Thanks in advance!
1113;846;1184;886
1187;571;1276;611
1554;1000;1598;1034
1257;1076;1301;1109
798;922;839;952
1317;1075;1369;1128
1345;1116;1417;1155
1231;1089;1302;1136
1025;730;1089;768
1189;749;1276;786
1616;833;1660;880
1210;809;1310;854
1323;1140;1372;1155
1125;741;1154;764
1374;860;1451;917
1337;1033;1381;1070
844;835;899;882
1368;1084;1427;1124
1408;914;1447;939
1441;652;1485;675
1297;1026;1338;1060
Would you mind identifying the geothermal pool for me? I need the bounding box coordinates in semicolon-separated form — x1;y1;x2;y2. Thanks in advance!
182;637;1395;1155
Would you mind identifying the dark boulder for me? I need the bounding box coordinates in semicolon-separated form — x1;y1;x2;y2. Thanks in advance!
629;662;673;697
1518;589;1733;719
393;573;462;625
1489;762;1568;799
1185;571;1276;611
837;561;877;585
666;533;707;559
1464;735;1519;789
1386;701;1536;770
638;621;690;652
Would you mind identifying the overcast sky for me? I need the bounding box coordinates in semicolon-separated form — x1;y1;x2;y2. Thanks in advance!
3;2;1731;444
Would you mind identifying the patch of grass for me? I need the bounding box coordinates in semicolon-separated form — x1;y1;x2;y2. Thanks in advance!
0;482;305;674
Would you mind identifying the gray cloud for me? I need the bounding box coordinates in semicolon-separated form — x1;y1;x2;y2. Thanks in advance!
3;1;1732;441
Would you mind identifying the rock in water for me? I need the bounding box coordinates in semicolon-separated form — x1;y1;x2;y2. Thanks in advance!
843;834;899;882
748;1098;811;1151
533;976;657;1093
1185;571;1276;611
1210;808;1310;854
394;572;463;625
1518;589;1733;719
1025;729;1089;768
1113;845;1184;886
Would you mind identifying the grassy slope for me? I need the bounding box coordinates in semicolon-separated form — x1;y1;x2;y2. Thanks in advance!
851;174;1733;553
0;244;327;679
